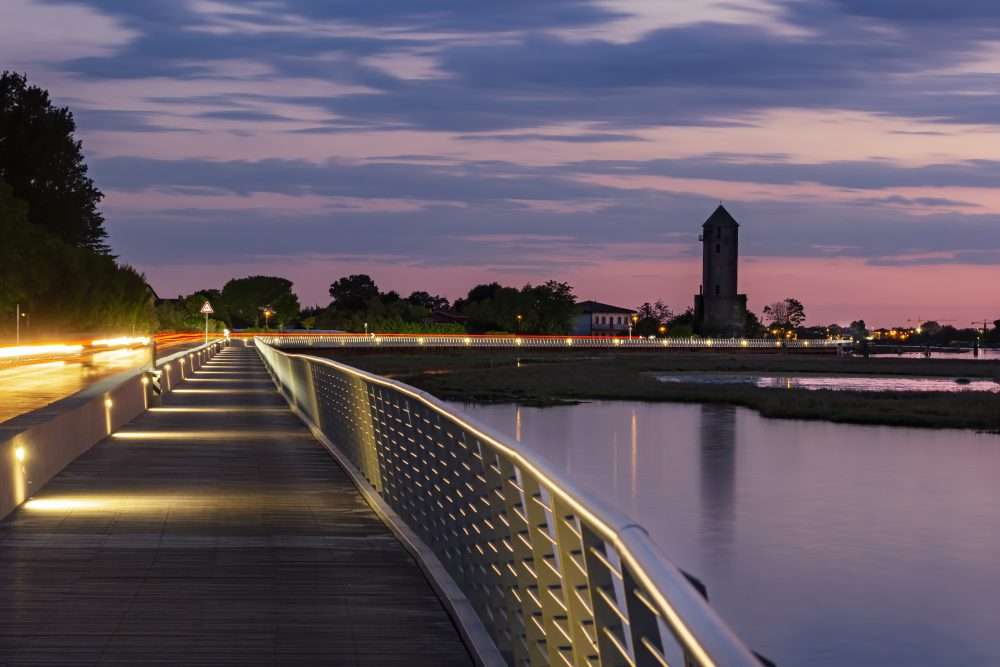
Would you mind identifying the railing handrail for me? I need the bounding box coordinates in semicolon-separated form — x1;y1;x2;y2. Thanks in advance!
256;338;758;666
258;333;845;351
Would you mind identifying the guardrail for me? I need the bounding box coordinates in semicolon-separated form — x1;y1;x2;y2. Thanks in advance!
255;338;759;667
1;338;226;520
259;333;845;351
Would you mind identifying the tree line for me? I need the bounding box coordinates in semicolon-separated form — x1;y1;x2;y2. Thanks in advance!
1;72;157;336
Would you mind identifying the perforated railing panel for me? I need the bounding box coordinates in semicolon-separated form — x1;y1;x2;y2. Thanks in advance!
256;340;759;667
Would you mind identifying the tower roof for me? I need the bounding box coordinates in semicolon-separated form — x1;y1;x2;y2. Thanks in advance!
702;204;739;228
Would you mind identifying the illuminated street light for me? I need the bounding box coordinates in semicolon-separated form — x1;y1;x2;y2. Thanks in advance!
260;306;274;331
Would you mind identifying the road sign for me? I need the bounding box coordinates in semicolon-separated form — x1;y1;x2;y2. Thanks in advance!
200;301;214;315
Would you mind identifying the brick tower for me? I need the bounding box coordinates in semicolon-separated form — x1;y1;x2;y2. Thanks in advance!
694;205;747;336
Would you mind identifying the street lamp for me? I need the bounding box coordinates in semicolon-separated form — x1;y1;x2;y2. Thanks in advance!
628;314;638;339
15;304;28;344
260;306;274;330
516;314;522;333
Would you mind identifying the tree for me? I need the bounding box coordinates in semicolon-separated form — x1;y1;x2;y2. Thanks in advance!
744;311;765;337
1;181;157;334
406;291;449;312
666;308;695;338
329;274;379;312
459;281;576;333
221;276;300;328
527;281;576;333
0;72;109;253
763;298;806;327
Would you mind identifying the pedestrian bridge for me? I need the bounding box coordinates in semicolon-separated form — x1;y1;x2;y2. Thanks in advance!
1;340;761;666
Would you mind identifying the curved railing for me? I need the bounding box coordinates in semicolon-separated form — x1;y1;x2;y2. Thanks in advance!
255;338;760;667
259;332;845;351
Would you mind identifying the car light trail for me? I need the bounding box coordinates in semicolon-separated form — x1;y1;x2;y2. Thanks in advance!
0;344;84;360
91;336;151;347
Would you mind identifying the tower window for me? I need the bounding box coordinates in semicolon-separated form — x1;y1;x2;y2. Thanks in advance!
716;228;721;239
715;243;721;253
715;284;720;296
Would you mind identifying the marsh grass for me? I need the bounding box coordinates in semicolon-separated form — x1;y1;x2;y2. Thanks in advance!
295;349;1000;431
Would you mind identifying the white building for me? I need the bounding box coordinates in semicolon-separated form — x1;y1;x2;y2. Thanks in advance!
573;300;637;336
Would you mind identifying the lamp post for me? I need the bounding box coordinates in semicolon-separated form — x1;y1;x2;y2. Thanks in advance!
628;314;638;339
261;307;273;331
16;304;20;344
516;314;522;333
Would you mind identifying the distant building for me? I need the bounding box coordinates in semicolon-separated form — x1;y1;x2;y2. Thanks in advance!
573;300;637;336
694;205;747;336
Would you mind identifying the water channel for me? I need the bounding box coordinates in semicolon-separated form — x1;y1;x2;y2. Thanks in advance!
455;400;1000;667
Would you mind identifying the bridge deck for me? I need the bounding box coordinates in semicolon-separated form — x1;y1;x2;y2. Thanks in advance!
0;347;472;666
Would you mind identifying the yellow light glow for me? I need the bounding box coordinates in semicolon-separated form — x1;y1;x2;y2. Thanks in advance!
141;376;149;385
113;430;309;440
0;344;84;359
104;398;113;408
171;388;272;394
14;446;26;462
91;336;150;348
149;407;287;413
23;498;103;512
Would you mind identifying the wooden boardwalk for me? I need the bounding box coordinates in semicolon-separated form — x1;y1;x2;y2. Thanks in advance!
0;347;472;666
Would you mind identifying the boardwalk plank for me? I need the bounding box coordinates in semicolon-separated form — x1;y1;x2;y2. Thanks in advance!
0;347;473;666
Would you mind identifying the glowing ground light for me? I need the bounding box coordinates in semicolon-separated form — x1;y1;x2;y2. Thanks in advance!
23;498;103;512
566;338;574;346
15;447;25;462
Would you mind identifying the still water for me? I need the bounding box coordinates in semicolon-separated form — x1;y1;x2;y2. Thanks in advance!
656;372;1000;393
455;400;1000;667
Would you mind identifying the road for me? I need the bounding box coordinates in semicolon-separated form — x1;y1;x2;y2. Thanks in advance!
0;334;213;425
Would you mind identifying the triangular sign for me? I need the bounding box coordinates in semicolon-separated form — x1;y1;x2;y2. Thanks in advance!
200;301;214;315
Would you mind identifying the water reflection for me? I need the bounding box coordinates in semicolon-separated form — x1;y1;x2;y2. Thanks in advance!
699;404;736;561
657;372;1000;393
457;399;1000;667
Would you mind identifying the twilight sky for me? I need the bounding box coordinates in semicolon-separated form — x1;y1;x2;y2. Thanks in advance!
3;0;1000;326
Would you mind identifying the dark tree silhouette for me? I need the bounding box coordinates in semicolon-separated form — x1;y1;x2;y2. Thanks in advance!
328;274;380;312
0;72;109;253
222;276;300;328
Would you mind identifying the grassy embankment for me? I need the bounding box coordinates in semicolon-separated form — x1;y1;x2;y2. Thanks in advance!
294;348;1000;432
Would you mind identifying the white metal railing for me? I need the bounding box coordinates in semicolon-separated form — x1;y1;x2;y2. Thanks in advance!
255;338;760;667
258;333;846;351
